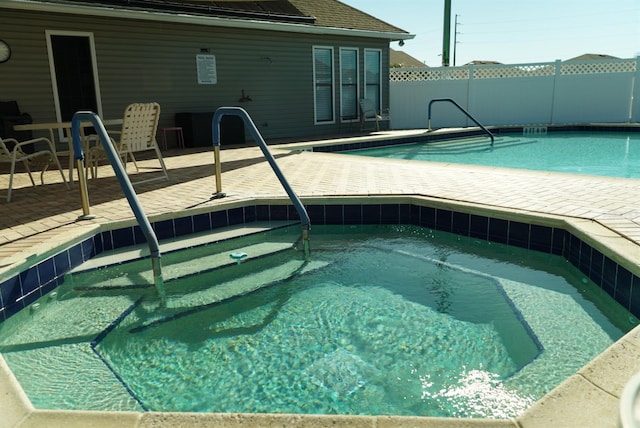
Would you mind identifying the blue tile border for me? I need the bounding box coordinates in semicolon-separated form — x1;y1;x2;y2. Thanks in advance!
1;202;639;322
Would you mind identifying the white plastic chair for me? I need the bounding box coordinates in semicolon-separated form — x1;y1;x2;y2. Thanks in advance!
87;103;168;184
359;98;390;132
0;137;68;202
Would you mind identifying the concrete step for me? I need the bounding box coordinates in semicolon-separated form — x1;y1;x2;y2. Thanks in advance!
70;241;297;290
425;136;536;154
128;259;330;333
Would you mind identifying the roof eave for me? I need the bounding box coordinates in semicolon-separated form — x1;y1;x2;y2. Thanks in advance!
3;0;415;40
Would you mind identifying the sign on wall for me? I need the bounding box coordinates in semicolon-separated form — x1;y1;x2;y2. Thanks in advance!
196;54;217;84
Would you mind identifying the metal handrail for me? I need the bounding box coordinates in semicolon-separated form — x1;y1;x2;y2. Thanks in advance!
211;107;311;257
427;98;495;145
620;370;640;428
71;112;165;303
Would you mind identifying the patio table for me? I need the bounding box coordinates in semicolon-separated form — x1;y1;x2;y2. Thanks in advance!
14;119;123;185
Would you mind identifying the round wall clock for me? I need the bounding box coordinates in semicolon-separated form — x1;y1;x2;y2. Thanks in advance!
0;40;12;63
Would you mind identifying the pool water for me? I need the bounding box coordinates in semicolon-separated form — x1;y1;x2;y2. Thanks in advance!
0;225;633;418
347;132;640;178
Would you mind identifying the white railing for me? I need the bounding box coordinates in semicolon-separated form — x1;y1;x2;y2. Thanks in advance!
389;57;640;129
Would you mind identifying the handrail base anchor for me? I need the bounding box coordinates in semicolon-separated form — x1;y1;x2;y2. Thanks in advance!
76;214;98;221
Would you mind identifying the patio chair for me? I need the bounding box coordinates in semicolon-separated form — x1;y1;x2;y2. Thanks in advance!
0;100;34;152
87;102;168;183
0;136;68;202
359;99;389;132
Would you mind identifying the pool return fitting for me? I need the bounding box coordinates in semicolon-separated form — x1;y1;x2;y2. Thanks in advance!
71;112;166;304
212;107;311;258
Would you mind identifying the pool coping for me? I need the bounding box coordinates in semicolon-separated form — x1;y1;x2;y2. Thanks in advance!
2;195;640;427
280;123;640;154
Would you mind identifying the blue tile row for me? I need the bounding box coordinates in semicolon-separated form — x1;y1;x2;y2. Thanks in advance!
1;202;639;321
0;235;98;320
566;232;640;318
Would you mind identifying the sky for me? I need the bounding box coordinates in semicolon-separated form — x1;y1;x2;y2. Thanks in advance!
341;0;640;67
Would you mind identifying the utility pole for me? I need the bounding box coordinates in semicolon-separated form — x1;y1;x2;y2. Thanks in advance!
442;0;451;66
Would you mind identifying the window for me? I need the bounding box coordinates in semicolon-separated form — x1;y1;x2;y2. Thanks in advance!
339;48;359;121
313;46;334;124
364;49;382;114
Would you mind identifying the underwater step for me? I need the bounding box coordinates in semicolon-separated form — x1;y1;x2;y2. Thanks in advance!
425;136;535;154
72;221;301;273
129;259;330;333
427;135;501;148
68;241;295;290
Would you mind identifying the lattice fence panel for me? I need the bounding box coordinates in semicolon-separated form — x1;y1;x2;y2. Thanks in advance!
390;67;469;82
391;59;637;82
561;60;636;75
473;64;555;79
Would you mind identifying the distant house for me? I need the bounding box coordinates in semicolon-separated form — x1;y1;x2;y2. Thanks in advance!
390;49;426;68
566;53;619;61
1;0;413;144
464;60;503;66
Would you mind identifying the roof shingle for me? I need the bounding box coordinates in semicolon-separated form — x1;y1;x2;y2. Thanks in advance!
25;0;409;34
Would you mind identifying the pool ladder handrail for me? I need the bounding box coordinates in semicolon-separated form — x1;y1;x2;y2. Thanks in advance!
212;107;311;257
427;98;495;146
71;112;165;303
620;370;640;428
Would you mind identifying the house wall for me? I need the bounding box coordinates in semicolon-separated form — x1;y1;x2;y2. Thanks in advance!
390;58;640;129
0;8;390;144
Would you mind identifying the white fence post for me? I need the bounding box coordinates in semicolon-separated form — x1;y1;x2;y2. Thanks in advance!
550;59;561;125
466;64;474;127
632;56;640;123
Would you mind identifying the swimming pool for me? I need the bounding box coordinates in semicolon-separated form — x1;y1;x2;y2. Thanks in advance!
0;224;632;419
345;131;640;179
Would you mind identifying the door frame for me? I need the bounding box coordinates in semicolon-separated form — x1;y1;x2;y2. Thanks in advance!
45;30;103;138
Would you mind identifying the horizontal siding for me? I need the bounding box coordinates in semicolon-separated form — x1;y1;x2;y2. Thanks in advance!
1;8;390;142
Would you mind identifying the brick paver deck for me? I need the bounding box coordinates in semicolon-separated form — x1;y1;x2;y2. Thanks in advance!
2;132;640;266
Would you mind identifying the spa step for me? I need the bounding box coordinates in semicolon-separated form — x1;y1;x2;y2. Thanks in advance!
72;221;300;273
128;259;330;333
69;241;297;291
425;136;535;154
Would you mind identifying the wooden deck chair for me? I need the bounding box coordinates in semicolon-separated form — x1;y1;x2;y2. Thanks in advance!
88;103;168;184
0;137;68;202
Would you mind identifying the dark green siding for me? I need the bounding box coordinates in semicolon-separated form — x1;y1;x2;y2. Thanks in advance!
1;8;390;143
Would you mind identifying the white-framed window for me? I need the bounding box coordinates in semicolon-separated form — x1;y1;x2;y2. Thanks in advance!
313;46;335;124
339;47;359;121
364;48;382;114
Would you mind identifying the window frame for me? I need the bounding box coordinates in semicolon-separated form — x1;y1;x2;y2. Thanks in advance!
312;45;335;125
339;47;360;123
364;48;383;116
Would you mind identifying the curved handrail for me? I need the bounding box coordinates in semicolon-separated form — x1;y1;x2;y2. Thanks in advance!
71;112;165;302
427;98;495;145
620;370;640;428
212;107;311;256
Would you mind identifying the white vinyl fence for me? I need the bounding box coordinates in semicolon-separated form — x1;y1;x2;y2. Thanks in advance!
389;57;640;130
